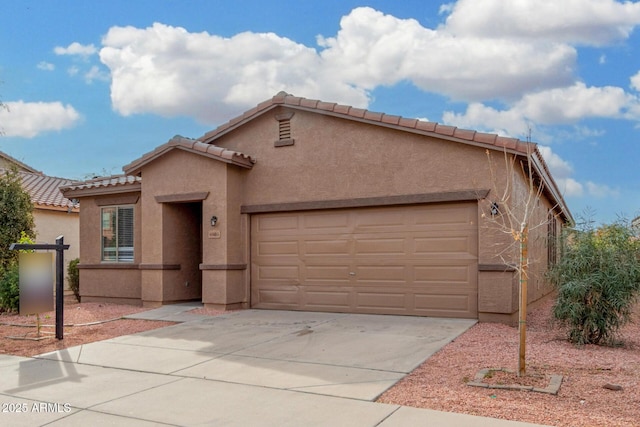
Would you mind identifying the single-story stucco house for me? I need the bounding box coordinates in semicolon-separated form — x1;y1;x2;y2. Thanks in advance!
61;92;572;323
0;151;80;286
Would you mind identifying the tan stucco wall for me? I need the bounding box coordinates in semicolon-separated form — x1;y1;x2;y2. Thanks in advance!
33;208;79;288
70;106;563;320
138;149;247;306
76;192;142;304
209;108;557;321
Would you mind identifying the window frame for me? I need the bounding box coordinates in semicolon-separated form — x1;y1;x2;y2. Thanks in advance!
101;205;135;263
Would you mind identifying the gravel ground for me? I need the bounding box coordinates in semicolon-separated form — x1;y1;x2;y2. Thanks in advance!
0;298;173;357
378;297;640;427
2;296;638;426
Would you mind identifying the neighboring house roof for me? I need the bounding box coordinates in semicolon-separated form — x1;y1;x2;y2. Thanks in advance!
60;174;142;197
124;135;256;175
0;151;41;174
0;168;79;213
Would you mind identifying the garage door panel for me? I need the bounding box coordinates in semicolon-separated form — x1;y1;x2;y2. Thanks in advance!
356;292;408;310
257;215;299;231
257;287;300;305
355;265;407;283
354;238;406;255
257;240;299;256
413;205;475;226
303;212;350;230
305;265;351;282
255;265;300;281
251;203;478;318
304;239;351;255
304;290;351;309
413;236;474;255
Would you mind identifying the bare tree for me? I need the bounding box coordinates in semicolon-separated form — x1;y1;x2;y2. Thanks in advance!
482;140;557;377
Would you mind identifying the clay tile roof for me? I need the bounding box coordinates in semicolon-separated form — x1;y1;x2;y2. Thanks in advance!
317;101;337;111
453;128;476;141
415;121;438;132
10;170;79;212
333;104;351;115
474;132;498;145
399;118;419;129
195;92;570;221
60;175;141;193
123;135;255;175
300;98;319;108
435;124;456;136
348;107;367;119
198;92;537;159
495;136;519;150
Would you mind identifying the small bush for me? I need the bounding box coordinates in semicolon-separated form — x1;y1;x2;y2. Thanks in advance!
68;258;80;302
549;219;640;345
0;262;20;313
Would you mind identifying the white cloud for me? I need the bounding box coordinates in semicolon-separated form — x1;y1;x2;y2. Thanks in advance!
586;181;620;198
78;6;640;129
536;145;582;197
318;7;575;101
0;101;81;138
559;178;584;198
96;8;583;123
631;70;640;91
442;0;640;46
537;146;617;199
54;42;97;58
100;23;368;123
37;61;55;71
84;65;110;84
443;83;639;137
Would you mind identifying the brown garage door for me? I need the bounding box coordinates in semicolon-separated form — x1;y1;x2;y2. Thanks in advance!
250;202;478;318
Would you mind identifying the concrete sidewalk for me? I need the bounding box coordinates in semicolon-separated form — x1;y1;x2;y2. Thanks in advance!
0;305;552;426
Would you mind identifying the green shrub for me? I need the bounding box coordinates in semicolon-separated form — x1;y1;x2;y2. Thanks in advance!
0;167;35;270
0;262;20;313
548;219;640;345
68;258;80;302
0;233;36;313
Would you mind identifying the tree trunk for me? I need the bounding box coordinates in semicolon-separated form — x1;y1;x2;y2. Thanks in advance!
518;224;528;377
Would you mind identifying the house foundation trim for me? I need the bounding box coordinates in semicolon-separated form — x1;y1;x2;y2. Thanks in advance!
199;263;247;270
139;264;181;270
78;263;139;269
241;189;490;214
478;264;517;272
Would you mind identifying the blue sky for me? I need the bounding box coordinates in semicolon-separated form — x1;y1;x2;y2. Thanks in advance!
1;0;639;224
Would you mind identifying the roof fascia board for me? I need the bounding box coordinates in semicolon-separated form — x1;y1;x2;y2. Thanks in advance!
61;182;141;199
34;204;79;213
200;103;525;157
124;145;252;176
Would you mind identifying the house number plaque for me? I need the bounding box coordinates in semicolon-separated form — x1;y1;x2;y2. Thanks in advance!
208;230;221;239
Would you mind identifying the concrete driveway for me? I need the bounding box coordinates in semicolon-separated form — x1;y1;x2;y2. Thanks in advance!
0;305;550;426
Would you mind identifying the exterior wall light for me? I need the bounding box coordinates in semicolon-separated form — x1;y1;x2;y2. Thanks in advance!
210;215;218;226
490;202;500;216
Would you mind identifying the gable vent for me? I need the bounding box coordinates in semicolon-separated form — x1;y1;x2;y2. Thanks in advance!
274;112;295;147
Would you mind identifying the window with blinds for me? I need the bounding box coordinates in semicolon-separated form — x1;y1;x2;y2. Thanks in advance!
101;206;134;262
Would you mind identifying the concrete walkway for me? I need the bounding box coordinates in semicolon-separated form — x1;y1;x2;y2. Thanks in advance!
0;304;552;426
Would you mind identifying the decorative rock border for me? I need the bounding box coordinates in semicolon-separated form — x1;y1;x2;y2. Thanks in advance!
467;368;563;395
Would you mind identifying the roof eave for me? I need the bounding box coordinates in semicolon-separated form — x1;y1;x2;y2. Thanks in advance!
61;182;142;199
124;137;255;176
